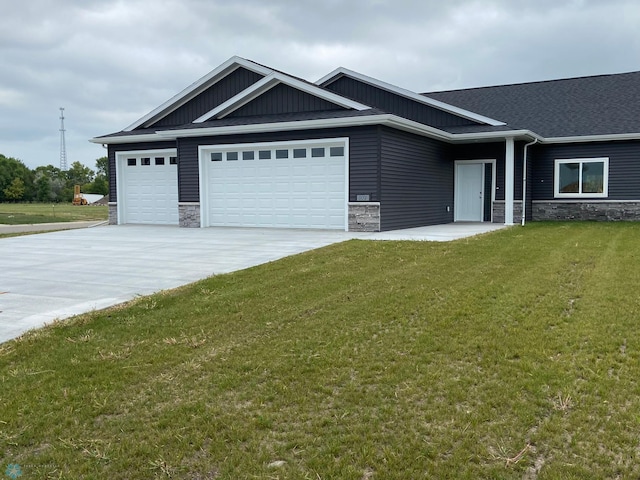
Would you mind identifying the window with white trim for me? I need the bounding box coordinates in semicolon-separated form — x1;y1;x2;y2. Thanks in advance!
554;157;609;198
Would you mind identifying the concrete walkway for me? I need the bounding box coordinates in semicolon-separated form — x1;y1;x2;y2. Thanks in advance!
0;223;507;343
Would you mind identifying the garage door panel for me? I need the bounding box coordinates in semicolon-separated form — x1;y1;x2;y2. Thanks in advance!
205;142;346;229
121;155;178;225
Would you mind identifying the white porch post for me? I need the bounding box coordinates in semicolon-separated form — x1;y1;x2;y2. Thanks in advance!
504;137;515;225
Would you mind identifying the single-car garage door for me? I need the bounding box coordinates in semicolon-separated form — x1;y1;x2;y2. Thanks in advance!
117;150;179;225
200;139;347;230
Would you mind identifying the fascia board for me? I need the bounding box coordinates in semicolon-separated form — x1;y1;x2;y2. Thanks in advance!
316;67;506;127
542;133;640;143
161;115;395;138
123;56;273;131
159;114;528;143
89;133;170;145
193;72;371;123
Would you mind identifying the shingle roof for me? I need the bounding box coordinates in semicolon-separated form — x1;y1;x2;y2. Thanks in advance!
424;71;640;138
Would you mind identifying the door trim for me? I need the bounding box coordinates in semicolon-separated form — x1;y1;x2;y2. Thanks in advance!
454;159;496;222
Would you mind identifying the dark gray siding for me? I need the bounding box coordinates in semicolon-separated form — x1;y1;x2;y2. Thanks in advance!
325;76;478;128
107;141;177;202
176;126;380;204
380;127;453;230
227;84;345;117
531;140;640;201
149;67;264;128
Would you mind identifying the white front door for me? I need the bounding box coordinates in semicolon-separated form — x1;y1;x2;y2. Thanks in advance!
455;163;484;222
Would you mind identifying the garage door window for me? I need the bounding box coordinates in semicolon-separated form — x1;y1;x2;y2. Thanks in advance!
276;149;288;159
211;153;222;162
141;158;150;166
155;157;165;165
311;147;325;157
127;158;136;166
170;156;178;165
227;152;238;161
242;151;255;160
259;150;271;160
330;146;344;157
293;148;306;158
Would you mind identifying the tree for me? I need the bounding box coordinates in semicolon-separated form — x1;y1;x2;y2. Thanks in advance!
83;157;109;195
3;177;25;201
0;154;34;202
66;161;95;186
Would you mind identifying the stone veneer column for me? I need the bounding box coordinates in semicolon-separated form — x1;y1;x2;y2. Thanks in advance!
108;202;118;225
348;202;381;232
179;202;201;227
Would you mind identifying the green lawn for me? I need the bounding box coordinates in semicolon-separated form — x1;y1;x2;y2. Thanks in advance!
2;222;640;479
0;203;108;224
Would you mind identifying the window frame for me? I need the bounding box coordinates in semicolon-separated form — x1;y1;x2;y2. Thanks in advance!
554;157;609;198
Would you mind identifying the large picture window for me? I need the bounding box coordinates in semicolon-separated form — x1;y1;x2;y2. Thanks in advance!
554;157;609;198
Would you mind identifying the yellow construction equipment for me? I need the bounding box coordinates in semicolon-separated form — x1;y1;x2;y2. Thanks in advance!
72;185;88;205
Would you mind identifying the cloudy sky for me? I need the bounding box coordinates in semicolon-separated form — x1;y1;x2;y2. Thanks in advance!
1;0;639;170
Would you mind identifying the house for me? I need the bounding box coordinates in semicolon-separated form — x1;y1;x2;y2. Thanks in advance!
91;56;640;231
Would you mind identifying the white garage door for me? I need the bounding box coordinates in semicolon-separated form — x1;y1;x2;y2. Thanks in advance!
118;150;178;225
201;140;347;230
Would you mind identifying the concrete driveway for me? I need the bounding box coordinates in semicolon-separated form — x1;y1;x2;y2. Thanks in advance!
0;222;506;343
0;225;361;343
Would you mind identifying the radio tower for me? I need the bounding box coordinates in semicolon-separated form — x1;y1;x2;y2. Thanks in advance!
59;107;68;171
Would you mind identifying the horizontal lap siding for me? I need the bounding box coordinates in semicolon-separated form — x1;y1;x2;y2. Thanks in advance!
380;127;452;230
227;84;345;117
177;126;380;204
150;68;264;127
108;141;177;202
532;141;640;200
325;76;476;128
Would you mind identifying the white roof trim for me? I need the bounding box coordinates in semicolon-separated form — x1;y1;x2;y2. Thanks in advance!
542;133;640;143
317;67;506;127
89;133;166;144
93;115;534;145
123;56;274;131
156;114;521;143
193;72;371;123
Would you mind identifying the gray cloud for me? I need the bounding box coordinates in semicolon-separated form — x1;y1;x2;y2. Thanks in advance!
1;0;639;169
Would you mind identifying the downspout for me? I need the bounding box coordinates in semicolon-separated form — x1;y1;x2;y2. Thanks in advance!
521;138;538;226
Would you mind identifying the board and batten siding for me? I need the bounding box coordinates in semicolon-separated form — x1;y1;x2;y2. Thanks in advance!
149;67;265;128
227;84;345;117
379;126;452;230
531;140;640;201
108;141;177;202
176;126;381;204
324;76;478;128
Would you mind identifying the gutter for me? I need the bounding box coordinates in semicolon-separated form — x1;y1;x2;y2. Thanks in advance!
521;138;538;226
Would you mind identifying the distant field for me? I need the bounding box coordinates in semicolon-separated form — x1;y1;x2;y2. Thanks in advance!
0;203;108;224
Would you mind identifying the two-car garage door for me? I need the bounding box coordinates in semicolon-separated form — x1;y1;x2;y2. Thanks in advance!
200;139;347;230
117;139;348;230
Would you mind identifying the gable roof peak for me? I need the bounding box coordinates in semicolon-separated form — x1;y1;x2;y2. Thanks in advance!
123;56;275;131
316;67;505;127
